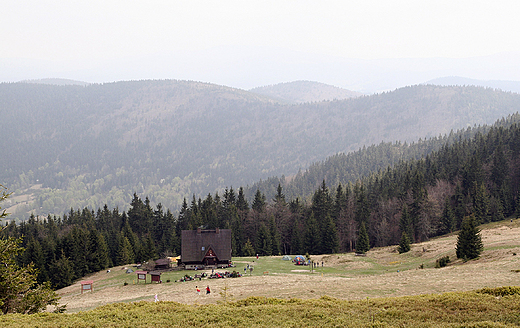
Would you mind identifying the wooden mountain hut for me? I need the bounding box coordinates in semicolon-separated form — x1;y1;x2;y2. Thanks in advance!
181;228;232;269
154;258;171;270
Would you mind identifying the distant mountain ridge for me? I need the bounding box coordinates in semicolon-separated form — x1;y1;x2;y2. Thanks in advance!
1;80;520;219
249;80;362;103
426;76;520;94
20;78;91;86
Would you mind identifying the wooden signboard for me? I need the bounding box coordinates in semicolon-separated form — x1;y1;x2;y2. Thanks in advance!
136;271;148;283
80;280;94;294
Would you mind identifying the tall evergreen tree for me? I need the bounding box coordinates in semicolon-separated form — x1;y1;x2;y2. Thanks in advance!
356;221;370;254
473;182;490;224
397;231;411;254
399;204;414;242
333;183;347;223
303;212;320;254
230;206;244;256
116;234;134;266
255;223;272;256
273;184;287;206
268;216;281;255
491;143;508;192
236;187;249;212
87;229;109;273
242;238;255;257
320;214;339;254
290;218;303;255
354;185;370;224
50;250;74;289
20;237;47;284
439;198;456;234
456;215;483;260
252;189;266;213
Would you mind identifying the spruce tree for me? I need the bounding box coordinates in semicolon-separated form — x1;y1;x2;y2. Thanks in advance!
439;198;456;234
290;218;303;255
116;234;134;265
320;214;339;254
303;212;320;254
398;232;411;254
356;221;370;254
456;215;483;260
252;189;266;213
399;204;414;242
236;187;249;212
269;216;281;255
473;182;490;224
50;250;74;289
243;239;255;257
255;223;272;256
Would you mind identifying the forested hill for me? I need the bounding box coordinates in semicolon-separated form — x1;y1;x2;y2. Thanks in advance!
1;81;520;220
249;80;362;103
247;114;520;203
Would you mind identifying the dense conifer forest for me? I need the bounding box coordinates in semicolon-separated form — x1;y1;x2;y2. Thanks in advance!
2;113;520;290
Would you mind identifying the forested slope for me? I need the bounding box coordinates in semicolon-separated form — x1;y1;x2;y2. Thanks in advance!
248;114;520;203
1;81;519;219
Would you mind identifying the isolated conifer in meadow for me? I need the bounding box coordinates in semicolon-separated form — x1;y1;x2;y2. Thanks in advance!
456;215;483;260
398;232;411;254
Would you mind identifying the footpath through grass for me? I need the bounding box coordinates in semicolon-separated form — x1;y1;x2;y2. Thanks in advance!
2;287;520;327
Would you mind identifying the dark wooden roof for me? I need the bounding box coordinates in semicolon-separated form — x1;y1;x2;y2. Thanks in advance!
154;258;170;267
181;228;232;263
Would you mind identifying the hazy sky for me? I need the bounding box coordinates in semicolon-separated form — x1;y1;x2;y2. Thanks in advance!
2;1;520;89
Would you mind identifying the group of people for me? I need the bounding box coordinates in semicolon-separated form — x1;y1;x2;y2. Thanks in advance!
196;285;210;295
243;264;254;275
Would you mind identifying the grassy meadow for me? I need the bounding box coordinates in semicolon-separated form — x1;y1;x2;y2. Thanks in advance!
2;219;520;326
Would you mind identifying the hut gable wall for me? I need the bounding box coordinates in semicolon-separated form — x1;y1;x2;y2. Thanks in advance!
181;228;232;264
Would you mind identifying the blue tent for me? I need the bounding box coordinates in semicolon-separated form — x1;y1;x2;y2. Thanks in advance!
293;255;306;262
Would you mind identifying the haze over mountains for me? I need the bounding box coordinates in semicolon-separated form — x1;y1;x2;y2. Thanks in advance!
1;79;520;220
5;49;520;94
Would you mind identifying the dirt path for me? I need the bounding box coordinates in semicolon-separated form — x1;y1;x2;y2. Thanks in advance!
58;223;520;312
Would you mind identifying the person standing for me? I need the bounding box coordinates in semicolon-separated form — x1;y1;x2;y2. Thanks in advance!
196;286;200;296
206;285;211;295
